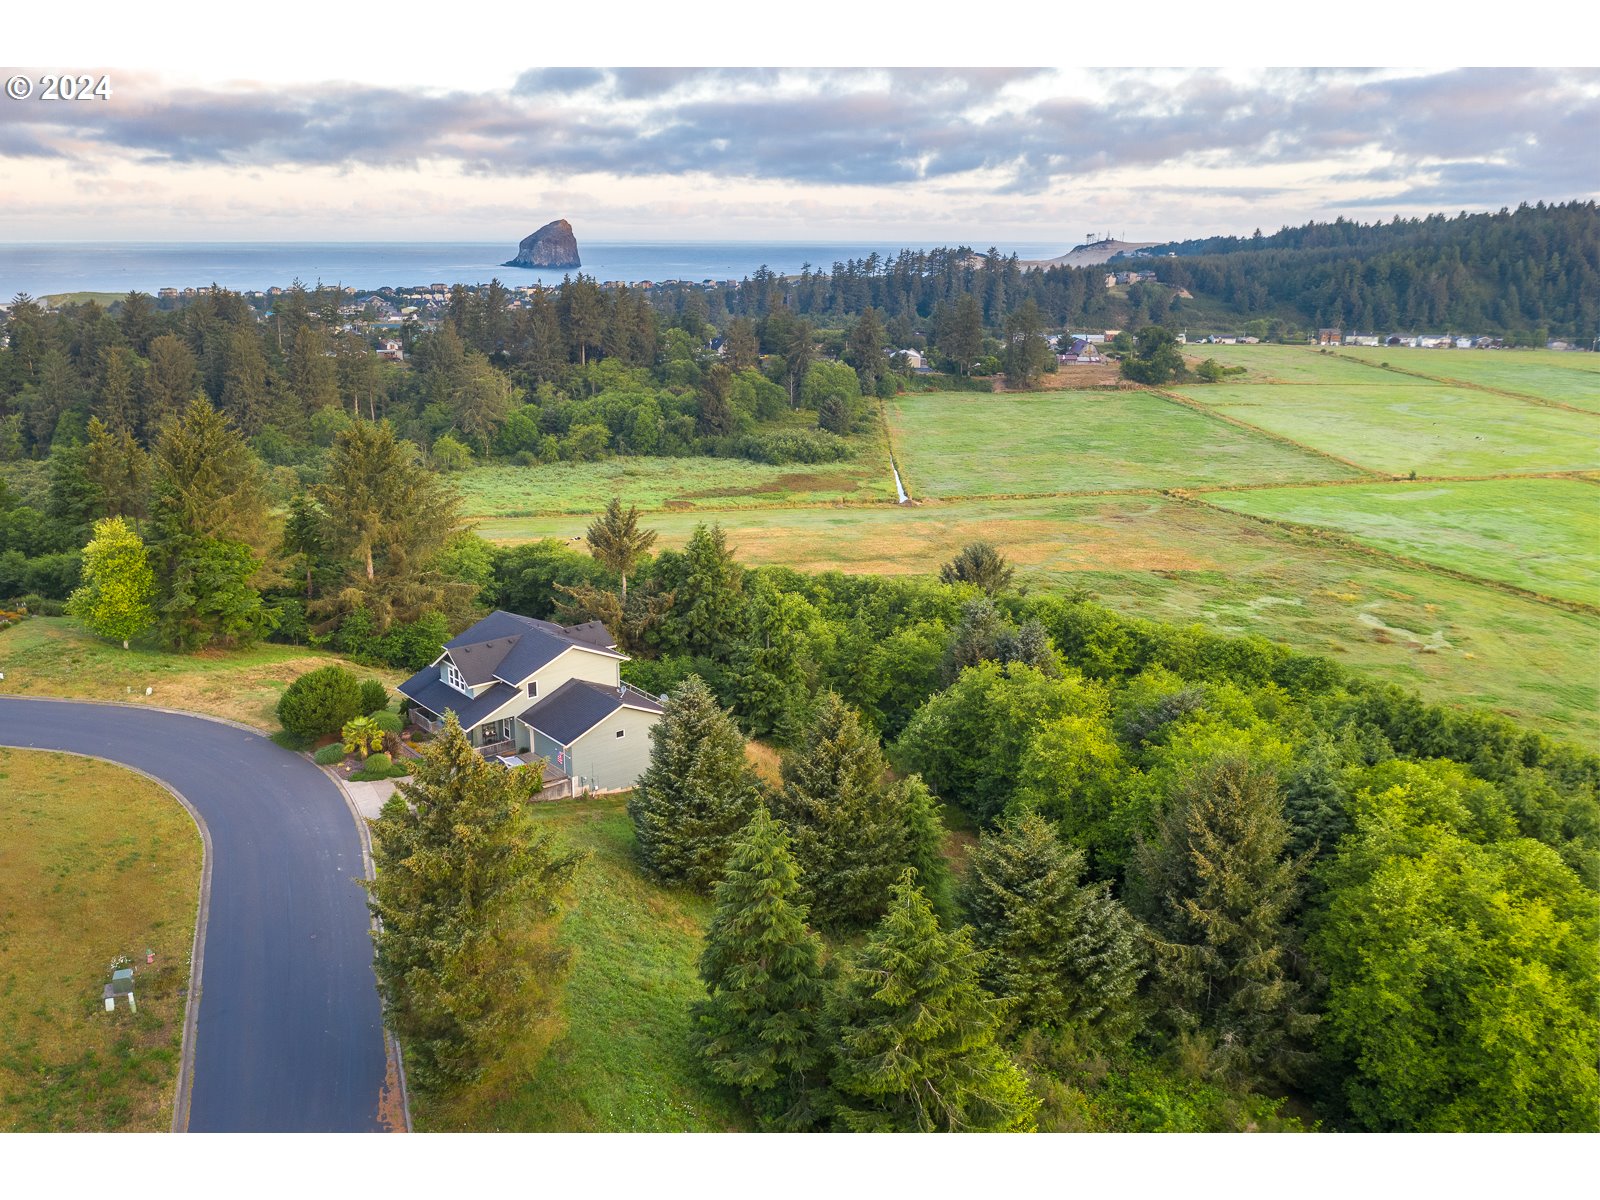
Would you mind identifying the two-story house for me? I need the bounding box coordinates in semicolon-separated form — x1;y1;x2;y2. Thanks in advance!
397;609;664;795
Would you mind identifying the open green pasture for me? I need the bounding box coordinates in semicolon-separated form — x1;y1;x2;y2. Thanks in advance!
1181;343;1422;385
886;389;1359;498
473;798;749;1132
0;749;201;1131
1335;346;1600;411
451;453;895;517
1206;478;1600;607
477;494;1599;744
1182;383;1600;476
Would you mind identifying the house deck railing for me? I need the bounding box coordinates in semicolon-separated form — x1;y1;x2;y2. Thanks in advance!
476;738;516;759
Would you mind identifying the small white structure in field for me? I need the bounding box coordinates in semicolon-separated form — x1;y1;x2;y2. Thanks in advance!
104;967;137;1013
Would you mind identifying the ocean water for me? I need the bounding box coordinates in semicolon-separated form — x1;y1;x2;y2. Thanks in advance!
0;240;1067;298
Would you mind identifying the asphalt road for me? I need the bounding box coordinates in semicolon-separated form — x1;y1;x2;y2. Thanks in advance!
0;697;389;1132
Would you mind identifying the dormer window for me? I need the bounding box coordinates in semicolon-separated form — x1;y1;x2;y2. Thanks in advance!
527;681;538;698
442;659;469;695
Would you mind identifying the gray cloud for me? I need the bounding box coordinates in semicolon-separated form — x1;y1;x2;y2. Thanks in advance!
2;66;1595;209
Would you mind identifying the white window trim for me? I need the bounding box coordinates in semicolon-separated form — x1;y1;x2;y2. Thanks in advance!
443;659;470;695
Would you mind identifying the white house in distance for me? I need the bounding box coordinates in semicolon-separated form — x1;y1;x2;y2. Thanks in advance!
398;609;664;796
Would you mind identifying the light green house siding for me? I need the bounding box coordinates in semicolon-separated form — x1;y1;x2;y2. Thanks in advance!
567;705;658;792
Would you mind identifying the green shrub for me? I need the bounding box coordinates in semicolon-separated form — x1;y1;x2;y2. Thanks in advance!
360;678;390;714
314;743;348;766
365;751;393;772
373;710;404;734
277;665;362;739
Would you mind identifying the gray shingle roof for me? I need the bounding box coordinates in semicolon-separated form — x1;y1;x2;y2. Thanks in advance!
520;679;664;745
443;610;622;688
397;674;520;729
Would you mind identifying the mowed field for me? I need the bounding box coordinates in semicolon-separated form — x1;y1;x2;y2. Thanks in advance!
454;455;895;517
1179;383;1600;476
1207;478;1600;607
1336;346;1600;412
466;343;1599;746
0;749;201;1131
887;389;1362;496
479;493;1600;742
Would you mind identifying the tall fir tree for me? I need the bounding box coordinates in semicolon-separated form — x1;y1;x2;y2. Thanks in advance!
313;419;468;632
668;522;746;657
627;674;762;890
1127;754;1317;1083
771;692;947;930
584;496;656;603
365;713;581;1093
147;396;275;649
829;870;1039;1132
693;806;831;1130
959;812;1143;1039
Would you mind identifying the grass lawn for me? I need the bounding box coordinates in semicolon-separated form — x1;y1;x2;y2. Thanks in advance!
0;749;201;1131
1334;346;1600;412
466;797;750;1132
887;390;1359;497
1181;383;1600;476
451;448;895;518
1180;343;1428;385
1206;478;1600;607
477;494;1600;745
0;618;405;731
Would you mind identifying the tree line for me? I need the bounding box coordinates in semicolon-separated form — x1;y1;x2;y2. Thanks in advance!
380;513;1597;1132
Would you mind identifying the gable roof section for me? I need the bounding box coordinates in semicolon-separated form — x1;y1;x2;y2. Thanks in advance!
445;635;520;685
445;610;623;686
397;671;520;730
520;679;665;745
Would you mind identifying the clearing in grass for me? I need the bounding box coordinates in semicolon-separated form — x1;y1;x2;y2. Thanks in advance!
886;389;1360;498
1205;477;1600;607
0;749;201;1132
0;617;404;731
1182;383;1600;476
478;493;1600;745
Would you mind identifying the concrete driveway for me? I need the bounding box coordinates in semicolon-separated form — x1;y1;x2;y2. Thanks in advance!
0;697;391;1132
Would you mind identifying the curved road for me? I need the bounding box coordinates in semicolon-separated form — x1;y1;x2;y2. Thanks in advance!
0;697;389;1132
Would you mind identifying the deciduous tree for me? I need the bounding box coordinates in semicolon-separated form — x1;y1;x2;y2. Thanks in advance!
67;515;154;649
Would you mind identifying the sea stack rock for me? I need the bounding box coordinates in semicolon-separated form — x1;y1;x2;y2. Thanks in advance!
504;219;581;269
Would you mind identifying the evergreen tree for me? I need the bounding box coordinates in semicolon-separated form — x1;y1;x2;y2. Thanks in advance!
939;294;985;375
289;324;340;414
731;574;817;743
148;397;275;649
628;675;762;890
771;692;941;930
939;541;1015;596
843;308;886;393
365;712;581;1092
830;870;1039;1132
141;334;199;439
668;523;746;657
96;345;141;432
1002;299;1053;388
1284;734;1351;861
67;515;155;649
84;416;149;521
693;806;831;1130
1127;754;1316;1083
584;497;657;603
313;419;468;632
219;326;271;434
721;317;760;373
959;812;1143;1038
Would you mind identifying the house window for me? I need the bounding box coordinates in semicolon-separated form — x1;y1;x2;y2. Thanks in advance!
527;681;538;698
615;729;625;738
442;659;468;695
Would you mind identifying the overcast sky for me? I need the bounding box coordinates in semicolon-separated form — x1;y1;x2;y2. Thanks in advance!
2;7;1595;245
